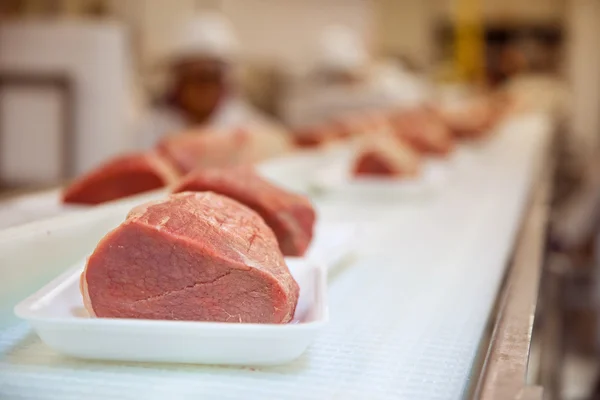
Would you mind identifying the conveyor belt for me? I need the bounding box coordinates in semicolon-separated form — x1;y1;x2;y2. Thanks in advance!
0;189;67;230
0;114;551;400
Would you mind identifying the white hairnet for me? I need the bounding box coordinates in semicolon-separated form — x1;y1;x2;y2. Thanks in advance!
317;25;368;72
371;62;431;107
168;12;238;62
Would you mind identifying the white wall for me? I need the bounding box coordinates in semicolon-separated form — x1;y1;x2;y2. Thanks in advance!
221;0;373;75
375;0;437;66
0;21;133;178
0;87;63;185
107;0;198;70
109;0;373;75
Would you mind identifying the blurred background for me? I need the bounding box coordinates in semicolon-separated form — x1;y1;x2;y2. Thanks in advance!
0;1;599;398
1;0;595;189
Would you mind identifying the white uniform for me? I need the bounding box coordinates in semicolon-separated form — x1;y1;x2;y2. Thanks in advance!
284;61;430;128
283;25;430;128
369;62;431;108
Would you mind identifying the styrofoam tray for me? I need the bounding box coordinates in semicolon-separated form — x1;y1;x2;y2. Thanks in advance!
0;189;77;230
311;158;451;198
307;221;357;270
0;189;168;231
257;145;352;194
14;258;327;366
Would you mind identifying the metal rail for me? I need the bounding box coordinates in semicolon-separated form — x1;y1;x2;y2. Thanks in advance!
474;139;554;400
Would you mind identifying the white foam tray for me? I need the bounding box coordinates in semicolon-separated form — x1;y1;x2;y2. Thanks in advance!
14;258;327;366
0;189;74;230
311;158;452;199
257;145;351;195
306;222;357;269
0;189;167;231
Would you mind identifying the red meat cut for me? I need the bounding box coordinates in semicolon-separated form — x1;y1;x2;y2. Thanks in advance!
156;125;291;174
172;166;316;257
156;128;249;174
390;108;454;156
434;94;503;139
80;192;299;323
62;152;179;205
354;151;398;176
293;123;343;149
335;112;393;137
352;133;421;178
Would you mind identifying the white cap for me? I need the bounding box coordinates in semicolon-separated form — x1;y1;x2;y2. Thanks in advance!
372;61;431;107
317;25;368;72
168;12;238;62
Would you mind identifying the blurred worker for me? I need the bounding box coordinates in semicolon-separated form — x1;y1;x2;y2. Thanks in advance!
498;42;575;213
283;25;431;129
134;12;290;155
498;37;570;119
552;155;600;253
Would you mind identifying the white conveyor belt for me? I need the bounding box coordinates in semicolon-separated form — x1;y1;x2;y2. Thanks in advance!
0;189;70;230
0;113;551;400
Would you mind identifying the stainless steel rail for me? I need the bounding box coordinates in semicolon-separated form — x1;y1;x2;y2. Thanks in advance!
474;137;554;400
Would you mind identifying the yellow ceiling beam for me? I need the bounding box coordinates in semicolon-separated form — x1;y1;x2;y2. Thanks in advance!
454;0;485;82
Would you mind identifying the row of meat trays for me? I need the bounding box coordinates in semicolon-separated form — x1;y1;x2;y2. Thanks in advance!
6;166;358;366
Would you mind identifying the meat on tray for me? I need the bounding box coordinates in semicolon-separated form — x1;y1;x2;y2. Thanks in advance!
62;152;179;205
156;128;248;174
239;122;293;163
434;95;504;139
352;133;422;178
157;126;292;174
338;112;395;138
390;108;454;156
293;124;343;149
173;166;316;257
80;192;300;323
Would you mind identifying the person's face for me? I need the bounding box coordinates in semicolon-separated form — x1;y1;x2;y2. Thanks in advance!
172;58;228;121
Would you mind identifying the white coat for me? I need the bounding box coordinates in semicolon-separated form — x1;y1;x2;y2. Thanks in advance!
283;61;431;129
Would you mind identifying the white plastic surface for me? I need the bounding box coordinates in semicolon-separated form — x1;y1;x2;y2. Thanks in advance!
0;189;167;231
0;21;134;177
257;145;350;194
306;221;357;270
14;259;327;366
0;113;551;400
311;157;451;199
0;189;75;230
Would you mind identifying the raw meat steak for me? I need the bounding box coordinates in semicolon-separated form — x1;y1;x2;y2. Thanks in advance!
62;152;179;205
293;124;341;148
337;112;394;137
352;133;421;178
238;120;293;163
157;125;291;174
390;108;454;156
156;128;248;174
81;192;300;323
435;95;502;139
172;166;316;257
